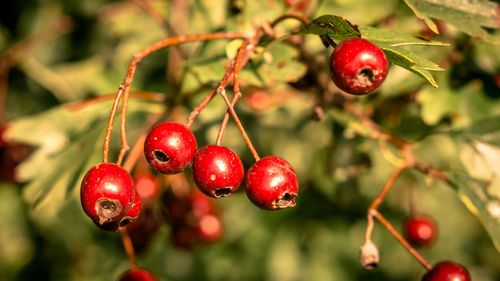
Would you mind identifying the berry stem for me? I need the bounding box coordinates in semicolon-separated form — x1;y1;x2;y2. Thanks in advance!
369;209;433;271
102;31;254;163
271;13;310;27
215;40;248;146
218;87;260;162
119;226;139;270
369;165;406;210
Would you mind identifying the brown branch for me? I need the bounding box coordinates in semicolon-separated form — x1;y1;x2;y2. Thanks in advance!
119;226;139;270
369;165;407;210
215;40;249;146
370;210;432;271
103;31;254;163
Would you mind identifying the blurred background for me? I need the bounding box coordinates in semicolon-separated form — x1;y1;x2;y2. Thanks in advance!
1;0;500;280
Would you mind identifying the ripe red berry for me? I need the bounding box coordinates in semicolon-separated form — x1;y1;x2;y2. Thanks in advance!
196;213;224;243
244;156;298;210
329;38;388;95
134;174;159;205
422;261;470;281
118;268;159;281
80;163;135;225
283;0;307;11
192;145;244;198
144;122;197;174
120;190;142;226
403;214;438;247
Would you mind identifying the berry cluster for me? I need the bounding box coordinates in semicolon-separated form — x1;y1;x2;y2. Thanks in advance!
143;121;299;210
163;189;224;249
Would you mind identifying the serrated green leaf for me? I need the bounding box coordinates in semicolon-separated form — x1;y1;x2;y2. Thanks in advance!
360;26;449;47
404;0;500;44
380;45;443;87
296;15;361;41
450;172;500;252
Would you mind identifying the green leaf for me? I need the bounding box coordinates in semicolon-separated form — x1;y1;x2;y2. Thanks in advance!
240;43;307;87
460;116;500;146
5;99;163;212
450;172;500;252
404;0;500;44
360;26;449;47
458;140;500;181
296;15;361;41
358;26;447;87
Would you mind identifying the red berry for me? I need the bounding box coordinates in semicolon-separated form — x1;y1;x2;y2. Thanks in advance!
80;163;135;225
403;214;438;247
283;0;307;11
244;156;298;210
134;174;159;205
144;122;197;174
119;190;142;226
93;220;119;232
192;145;244;198
329;38;389;95
196;213;224;243
127;209;160;254
422;261;470;281
118;268;159;281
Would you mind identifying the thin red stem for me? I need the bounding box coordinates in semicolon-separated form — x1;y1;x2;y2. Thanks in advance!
369;165;406;210
103;31;253;164
215;41;248;145
218;87;260;161
370;210;433;271
119;226;138;270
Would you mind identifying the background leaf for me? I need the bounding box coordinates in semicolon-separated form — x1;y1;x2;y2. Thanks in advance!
404;0;500;44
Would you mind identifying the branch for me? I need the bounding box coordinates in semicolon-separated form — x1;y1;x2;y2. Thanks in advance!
103;31;254;163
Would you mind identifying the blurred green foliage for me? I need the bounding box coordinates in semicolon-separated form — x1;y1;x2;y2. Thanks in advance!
1;0;500;281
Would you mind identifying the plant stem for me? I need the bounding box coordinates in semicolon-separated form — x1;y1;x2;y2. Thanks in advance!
119;226;139;270
369;165;406;210
218;87;260;161
215;40;248;146
103;31;254;163
370;209;433;271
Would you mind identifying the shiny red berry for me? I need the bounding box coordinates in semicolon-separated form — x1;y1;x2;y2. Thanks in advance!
80;163;135;225
120;190;142;226
403;214;438;247
134;174;159;206
422;261;470;281
118;268;159;281
192;145;244;198
144;122;197;174
329;38;388;95
244;156;298;210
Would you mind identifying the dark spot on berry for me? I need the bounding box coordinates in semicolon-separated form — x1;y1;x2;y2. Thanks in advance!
119;218;131;227
274;191;296;208
354;67;375;88
214;187;232;198
96;198;122;224
153;150;170;163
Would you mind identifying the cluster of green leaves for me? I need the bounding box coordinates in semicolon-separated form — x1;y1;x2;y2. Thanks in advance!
1;0;500;281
